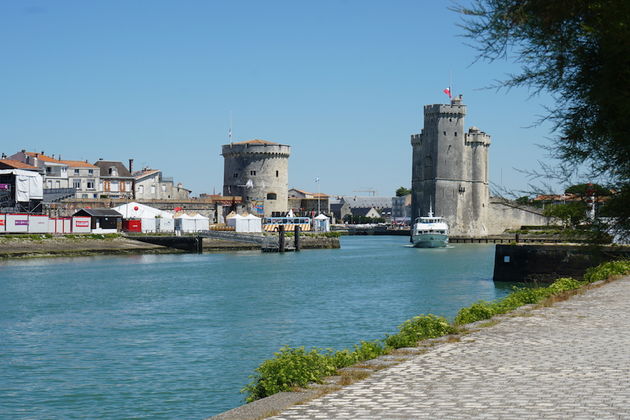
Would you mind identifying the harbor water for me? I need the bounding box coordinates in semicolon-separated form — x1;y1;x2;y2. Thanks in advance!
0;236;513;419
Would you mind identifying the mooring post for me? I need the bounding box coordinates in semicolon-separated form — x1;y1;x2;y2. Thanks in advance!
196;236;203;253
279;225;285;252
294;226;301;251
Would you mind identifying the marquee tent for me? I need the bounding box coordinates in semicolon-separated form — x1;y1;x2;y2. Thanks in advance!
313;214;330;232
112;202;175;233
175;213;209;233
0;169;43;202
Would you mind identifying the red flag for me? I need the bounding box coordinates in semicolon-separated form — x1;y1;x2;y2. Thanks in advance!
443;87;452;98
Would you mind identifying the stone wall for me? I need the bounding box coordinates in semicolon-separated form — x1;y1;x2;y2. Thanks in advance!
487;199;551;235
493;244;630;283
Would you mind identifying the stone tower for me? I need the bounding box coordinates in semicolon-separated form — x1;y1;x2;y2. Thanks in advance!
222;139;291;217
410;96;491;236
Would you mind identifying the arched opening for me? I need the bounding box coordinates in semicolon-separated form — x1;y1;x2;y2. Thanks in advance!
266;192;277;200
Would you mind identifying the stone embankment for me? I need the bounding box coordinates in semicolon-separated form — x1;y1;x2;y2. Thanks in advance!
0;236;173;259
212;276;630;419
0;234;339;259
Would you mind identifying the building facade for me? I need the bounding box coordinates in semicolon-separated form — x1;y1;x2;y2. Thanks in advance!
94;160;134;199
222;139;290;217
410;96;491;236
134;168;191;200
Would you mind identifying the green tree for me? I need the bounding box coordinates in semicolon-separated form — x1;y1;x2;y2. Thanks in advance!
543;202;587;228
395;186;412;197
454;0;630;238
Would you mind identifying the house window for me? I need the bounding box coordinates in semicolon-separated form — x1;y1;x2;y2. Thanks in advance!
161;185;166;192
250;170;256;176
138;185;144;194
151;186;156;194
73;179;81;189
46;167;51;174
88;169;93;175
109;167;118;176
267;193;277;200
86;180;95;190
55;180;60;188
74;169;80;175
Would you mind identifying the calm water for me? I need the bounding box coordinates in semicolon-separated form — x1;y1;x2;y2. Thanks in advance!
0;236;513;419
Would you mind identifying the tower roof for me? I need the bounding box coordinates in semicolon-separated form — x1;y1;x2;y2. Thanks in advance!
232;139;279;145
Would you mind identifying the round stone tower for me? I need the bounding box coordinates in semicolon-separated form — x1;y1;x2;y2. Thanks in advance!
222;139;291;217
410;96;491;236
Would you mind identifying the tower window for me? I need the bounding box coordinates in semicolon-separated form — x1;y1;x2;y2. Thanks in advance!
276;170;279;177
454;132;457;136
443;131;446;136
267;193;277;200
250;170;256;176
233;173;238;178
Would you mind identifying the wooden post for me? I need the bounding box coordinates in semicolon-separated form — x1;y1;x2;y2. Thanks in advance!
279;225;285;252
294;226;301;251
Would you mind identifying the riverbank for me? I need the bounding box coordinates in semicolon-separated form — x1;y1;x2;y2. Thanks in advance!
0;234;340;259
212;265;630;419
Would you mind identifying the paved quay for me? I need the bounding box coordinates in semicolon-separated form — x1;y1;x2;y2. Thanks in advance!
268;277;630;420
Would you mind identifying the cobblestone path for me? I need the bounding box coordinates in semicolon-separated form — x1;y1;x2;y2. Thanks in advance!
270;277;630;419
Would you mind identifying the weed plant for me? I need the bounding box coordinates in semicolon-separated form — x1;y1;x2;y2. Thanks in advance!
243;259;630;402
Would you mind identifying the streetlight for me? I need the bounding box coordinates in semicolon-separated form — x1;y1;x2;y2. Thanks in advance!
315;177;320;216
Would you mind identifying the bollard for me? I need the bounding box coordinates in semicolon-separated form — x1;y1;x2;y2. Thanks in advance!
279;225;285;252
294;226;301;251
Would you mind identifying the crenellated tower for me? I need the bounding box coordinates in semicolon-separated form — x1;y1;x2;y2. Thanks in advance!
410;95;491;236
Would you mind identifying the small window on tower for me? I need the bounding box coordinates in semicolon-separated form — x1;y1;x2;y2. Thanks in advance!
250;170;256;176
443;131;446;136
233;173;238;178
267;193;277;200
454;132;457;136
276;170;279;177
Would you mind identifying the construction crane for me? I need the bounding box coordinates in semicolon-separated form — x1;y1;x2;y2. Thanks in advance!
352;189;377;196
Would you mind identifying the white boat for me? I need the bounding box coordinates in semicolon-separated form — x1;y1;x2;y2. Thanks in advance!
411;207;449;248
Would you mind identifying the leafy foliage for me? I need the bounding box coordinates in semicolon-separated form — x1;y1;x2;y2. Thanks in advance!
583;260;630;283
543;202;588;228
385;314;455;348
395;187;412;197
454;0;630;238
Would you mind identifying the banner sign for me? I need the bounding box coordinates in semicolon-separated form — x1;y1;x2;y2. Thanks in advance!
15;220;29;226
0;184;10;190
75;221;90;228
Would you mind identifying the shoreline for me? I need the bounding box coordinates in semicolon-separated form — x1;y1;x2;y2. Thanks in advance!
0;234;339;260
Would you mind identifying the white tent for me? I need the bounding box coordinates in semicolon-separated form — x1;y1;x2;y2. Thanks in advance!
313;214;330;232
192;213;209;231
0;169;43;202
175;213;208;233
112;202;175;233
240;214;262;233
226;213;245;229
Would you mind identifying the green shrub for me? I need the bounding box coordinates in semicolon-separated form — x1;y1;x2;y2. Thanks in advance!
352;340;387;361
546;277;584;294
242;346;337;402
583;260;630;283
453;301;497;325
385;314;454;348
323;231;341;238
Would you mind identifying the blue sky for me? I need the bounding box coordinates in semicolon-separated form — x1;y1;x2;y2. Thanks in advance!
1;0;559;197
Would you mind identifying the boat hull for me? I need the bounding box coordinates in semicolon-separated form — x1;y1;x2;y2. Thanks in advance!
411;234;448;248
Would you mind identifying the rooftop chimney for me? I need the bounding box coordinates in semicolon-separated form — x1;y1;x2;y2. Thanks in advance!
129;158;134;173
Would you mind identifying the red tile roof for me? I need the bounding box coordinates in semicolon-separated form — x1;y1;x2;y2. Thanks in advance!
0;159;40;170
59;159;98;168
25;152;61;163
